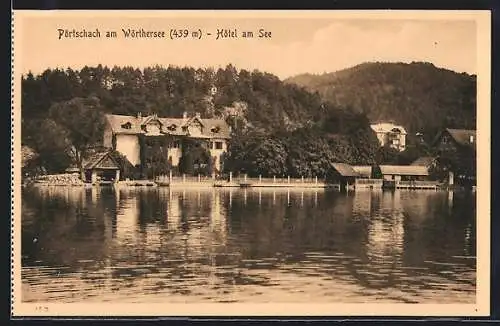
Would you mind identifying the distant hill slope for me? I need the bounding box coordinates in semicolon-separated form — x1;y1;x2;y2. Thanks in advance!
285;62;476;142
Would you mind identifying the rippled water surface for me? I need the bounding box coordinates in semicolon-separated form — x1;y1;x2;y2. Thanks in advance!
21;186;476;303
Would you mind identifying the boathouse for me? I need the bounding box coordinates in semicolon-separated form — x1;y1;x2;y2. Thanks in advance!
352;165;373;178
329;163;360;189
82;150;121;183
379;165;429;182
351;165;384;189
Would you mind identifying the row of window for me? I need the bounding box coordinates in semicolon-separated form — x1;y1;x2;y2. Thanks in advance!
121;122;222;134
144;141;223;150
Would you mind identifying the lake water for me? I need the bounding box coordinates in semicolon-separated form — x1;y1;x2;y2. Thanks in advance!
21;186;476;304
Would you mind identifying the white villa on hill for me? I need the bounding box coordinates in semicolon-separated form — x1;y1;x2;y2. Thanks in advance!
370;122;407;151
103;112;231;172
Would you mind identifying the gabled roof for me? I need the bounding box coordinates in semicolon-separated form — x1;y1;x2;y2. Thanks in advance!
411;156;436;167
445;128;476;150
370;122;407;135
379;165;429;176
105;114;144;134
432;128;476;151
83;150;120;170
184;115;204;127
199;118;231;139
105;113;231;139
331;163;360;177
141;114;164;127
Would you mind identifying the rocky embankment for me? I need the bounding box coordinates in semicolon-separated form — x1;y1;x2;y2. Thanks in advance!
34;173;84;186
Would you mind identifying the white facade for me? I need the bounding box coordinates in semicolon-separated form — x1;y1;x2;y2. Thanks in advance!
104;113;230;173
167;147;183;167
115;134;141;166
370;123;407;152
208;139;228;171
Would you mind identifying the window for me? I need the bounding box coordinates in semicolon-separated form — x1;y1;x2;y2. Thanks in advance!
171;140;180;149
215;141;223;150
167;124;177;131
211;126;221;133
121;122;132;129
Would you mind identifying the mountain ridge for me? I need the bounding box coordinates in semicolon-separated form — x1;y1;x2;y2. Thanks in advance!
284;61;476;142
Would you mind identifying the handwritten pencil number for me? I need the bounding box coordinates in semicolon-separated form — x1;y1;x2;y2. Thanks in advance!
35;306;49;312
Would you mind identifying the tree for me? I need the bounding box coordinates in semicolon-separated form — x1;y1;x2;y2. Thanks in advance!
247;137;288;177
285;62;476;138
179;139;211;175
28;118;73;173
433;147;476;186
376;144;400;164
49;97;106;180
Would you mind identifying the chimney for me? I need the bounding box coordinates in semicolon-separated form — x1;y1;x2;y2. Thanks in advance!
195;112;201;119
137;112;142;119
469;135;474;143
182;111;188;119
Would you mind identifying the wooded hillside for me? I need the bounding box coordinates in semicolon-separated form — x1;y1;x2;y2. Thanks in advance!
285;62;476;143
21;64;381;177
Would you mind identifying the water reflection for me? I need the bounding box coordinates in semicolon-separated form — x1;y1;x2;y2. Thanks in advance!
22;186;476;303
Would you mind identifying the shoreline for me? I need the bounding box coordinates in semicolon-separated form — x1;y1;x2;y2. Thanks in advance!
24;180;475;192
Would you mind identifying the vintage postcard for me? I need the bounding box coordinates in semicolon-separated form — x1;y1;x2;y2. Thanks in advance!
11;10;491;317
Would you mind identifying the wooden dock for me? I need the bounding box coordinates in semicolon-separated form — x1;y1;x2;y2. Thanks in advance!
236;182;331;189
111;176;441;191
383;180;439;190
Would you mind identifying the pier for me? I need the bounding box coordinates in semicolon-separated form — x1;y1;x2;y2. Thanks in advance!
32;172;442;191
382;180;440;190
154;174;333;189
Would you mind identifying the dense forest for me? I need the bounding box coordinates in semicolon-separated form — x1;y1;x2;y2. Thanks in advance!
285;62;477;144
21;64;392;178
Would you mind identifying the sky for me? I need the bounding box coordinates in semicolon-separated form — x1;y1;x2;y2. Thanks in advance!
17;12;479;79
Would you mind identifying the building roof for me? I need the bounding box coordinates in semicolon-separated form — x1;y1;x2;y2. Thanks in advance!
331;163;360;177
105;113;231;139
105;114;145;134
444;128;476;150
379;165;429;176
65;167;80;173
82;150;120;170
411;156;436;167
370;122;407;135
352;165;372;178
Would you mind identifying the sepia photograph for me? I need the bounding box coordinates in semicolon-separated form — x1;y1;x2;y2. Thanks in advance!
11;10;491;316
